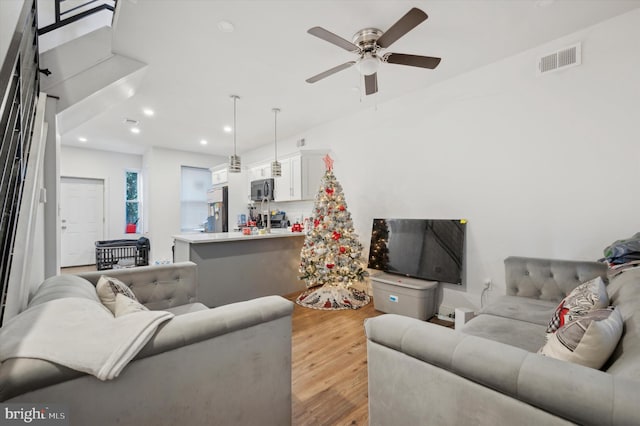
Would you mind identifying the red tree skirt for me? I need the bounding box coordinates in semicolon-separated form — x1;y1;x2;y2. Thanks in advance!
296;285;370;310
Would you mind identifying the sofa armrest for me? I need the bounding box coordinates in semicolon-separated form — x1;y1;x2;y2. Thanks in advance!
136;295;293;359
365;314;637;426
77;261;198;309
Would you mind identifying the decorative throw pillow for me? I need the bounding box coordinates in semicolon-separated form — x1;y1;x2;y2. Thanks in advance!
96;275;139;315
539;307;623;369
546;276;608;333
113;293;149;317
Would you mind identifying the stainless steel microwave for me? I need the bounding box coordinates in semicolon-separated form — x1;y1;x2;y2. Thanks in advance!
250;178;274;201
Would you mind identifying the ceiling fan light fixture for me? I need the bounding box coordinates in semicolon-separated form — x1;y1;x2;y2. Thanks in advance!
306;8;437;96
357;54;379;76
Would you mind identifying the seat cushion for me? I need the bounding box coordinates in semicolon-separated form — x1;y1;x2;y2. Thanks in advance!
460;314;547;353
480;296;556;326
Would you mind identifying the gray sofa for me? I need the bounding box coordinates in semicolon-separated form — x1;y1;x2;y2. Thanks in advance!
0;261;294;426
365;256;640;426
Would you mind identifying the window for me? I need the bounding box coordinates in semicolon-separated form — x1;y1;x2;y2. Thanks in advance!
125;170;142;233
180;166;211;232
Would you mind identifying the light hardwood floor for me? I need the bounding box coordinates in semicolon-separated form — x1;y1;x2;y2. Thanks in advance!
60;265;97;274
286;292;382;426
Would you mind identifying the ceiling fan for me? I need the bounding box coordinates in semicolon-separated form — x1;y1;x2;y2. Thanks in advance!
305;7;441;95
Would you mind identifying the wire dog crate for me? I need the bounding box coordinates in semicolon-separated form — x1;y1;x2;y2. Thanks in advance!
95;238;150;271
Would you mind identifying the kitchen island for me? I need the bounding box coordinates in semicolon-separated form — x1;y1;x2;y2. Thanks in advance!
173;230;306;307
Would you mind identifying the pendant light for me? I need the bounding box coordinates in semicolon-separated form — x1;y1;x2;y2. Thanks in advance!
271;108;282;177
229;95;241;173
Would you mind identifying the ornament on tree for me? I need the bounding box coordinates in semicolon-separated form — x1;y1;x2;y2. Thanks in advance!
296;154;370;310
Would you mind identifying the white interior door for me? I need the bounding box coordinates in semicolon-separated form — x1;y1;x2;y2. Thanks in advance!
60;177;105;267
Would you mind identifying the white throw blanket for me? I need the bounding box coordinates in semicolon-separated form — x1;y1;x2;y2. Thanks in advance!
0;297;174;380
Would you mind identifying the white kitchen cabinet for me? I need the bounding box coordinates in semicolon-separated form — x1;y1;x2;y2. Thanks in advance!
247;151;327;202
250;164;271;180
210;165;228;185
247;163;271;198
274;155;301;202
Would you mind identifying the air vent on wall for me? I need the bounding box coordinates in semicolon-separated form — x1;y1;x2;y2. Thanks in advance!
537;42;581;75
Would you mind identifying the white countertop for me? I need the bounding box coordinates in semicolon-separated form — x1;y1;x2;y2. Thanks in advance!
173;229;305;244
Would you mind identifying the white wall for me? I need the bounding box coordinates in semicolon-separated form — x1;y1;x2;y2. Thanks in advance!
242;9;640;311
43;96;60;277
60;146;143;242
60;146;225;265
144;147;225;262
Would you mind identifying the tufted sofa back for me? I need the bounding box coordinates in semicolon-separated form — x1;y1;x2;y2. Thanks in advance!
504;256;608;302
77;261;198;310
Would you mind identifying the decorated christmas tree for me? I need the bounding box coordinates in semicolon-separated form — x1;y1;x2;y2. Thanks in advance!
296;155;370;310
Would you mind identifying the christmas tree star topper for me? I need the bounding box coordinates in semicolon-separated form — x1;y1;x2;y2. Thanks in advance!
323;154;334;171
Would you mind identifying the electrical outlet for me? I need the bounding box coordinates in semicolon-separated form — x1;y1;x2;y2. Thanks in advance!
483;278;492;290
438;304;455;318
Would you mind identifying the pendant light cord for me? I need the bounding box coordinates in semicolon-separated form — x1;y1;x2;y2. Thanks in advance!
273;108;280;160
233;96;238;156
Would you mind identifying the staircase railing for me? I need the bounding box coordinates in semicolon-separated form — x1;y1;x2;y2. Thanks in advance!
38;0;117;36
0;0;40;325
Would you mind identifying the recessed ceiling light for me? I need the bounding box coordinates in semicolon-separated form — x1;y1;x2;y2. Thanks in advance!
143;108;155;116
130;127;141;134
78;137;88;142
217;20;234;33
200;139;208;146
223;125;232;133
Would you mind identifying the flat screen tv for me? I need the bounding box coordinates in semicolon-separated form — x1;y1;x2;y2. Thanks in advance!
368;218;466;284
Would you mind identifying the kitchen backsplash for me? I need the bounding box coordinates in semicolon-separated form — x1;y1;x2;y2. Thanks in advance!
270;200;314;226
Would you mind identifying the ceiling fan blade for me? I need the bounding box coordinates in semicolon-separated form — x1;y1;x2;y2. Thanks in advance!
384;53;441;69
376;8;428;49
364;73;378;95
306;61;356;84
307;27;360;52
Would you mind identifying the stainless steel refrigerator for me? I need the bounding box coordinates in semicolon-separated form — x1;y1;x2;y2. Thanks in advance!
205;185;228;232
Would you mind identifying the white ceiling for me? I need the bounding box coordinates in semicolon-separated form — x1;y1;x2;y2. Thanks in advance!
59;0;640;156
